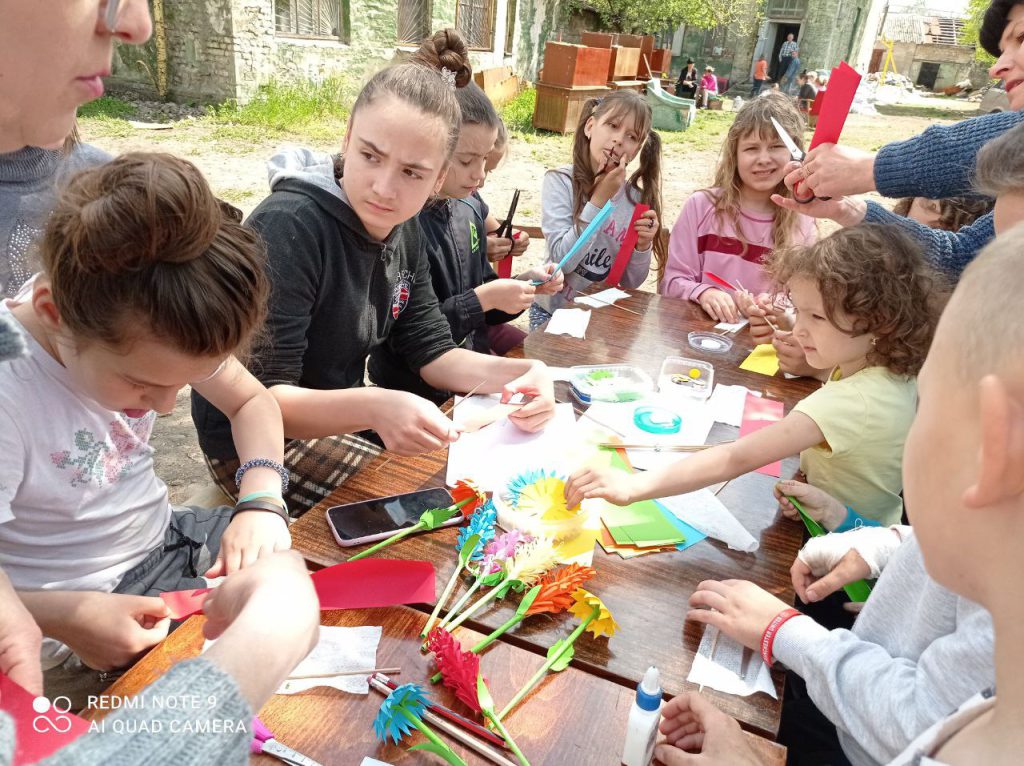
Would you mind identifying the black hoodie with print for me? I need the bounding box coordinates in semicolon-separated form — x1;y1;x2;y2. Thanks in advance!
191;148;457;460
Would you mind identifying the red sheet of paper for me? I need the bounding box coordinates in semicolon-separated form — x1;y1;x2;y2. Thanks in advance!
808;62;861;150
0;673;90;765
606;204;649;287
160;587;211;620
739;393;785;477
496;255;513;279
312;558;436;610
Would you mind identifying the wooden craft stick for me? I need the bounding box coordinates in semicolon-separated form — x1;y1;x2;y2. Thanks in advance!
370;677;516;765
568;404;627;438
287;665;401;681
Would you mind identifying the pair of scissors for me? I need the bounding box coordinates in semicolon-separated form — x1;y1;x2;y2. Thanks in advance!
770;116;831;203
251;716;324;766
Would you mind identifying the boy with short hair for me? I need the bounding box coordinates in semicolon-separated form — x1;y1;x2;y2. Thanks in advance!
654;227;1024;766
752;55;769;96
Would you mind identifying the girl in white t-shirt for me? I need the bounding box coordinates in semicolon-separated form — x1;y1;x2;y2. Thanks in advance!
0;153;290;704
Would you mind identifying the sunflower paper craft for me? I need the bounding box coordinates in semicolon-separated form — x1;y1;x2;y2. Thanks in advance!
501;470;585;541
427;628;532;766
497;588;617;721
349;479;486;561
372;682;467;766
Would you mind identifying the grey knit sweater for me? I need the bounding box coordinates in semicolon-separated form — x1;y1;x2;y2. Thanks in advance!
862;109;1024;280
0;658;252;765
772;535;993;766
0;144;109;297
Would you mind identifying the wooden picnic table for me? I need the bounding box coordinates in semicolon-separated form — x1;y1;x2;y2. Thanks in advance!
90;607;786;765
289;289;820;739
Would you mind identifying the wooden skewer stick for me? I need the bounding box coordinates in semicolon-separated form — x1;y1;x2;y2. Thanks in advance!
287;665;401;681
376;381;488;471
598;441;733;452
578;294;642;315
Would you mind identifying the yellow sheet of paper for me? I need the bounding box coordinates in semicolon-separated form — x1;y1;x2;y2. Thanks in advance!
739;344;780;376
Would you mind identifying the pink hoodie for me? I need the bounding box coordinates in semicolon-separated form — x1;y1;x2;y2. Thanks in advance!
700;74;718;93
660;189;816;302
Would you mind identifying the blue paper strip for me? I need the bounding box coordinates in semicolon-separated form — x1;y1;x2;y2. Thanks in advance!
532;200;616;285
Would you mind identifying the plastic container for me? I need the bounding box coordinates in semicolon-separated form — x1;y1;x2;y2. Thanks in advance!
621;666;662;766
569;364;655;404
658;356;714;401
687;331;733;354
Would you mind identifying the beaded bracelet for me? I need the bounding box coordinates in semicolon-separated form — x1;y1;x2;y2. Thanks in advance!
231;498;290;524
760;608;802;667
235;458;289;494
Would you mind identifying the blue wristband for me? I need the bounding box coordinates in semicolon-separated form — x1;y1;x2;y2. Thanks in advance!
235;459;290;494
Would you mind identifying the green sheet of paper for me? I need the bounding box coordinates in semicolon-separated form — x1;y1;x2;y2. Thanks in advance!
600;452;686;547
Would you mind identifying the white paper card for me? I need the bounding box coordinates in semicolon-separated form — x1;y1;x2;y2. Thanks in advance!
687;626;776;698
206;625;382;695
574;287;632;309
657;489;759;552
708;384;757;428
545;308;591;338
446;402;579;492
714;318;749;333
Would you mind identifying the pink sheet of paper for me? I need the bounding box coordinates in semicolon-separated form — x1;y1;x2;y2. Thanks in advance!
311;558;436;610
160;587;211;620
739;393;785;477
0;673;90;765
808;62;861;150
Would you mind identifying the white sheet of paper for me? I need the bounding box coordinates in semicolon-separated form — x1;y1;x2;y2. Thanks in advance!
585;396;715;471
206;625;382;695
361;759;394;766
707;384;758;428
657;489;759;552
574;287;632;309
714;318;749;333
545;308;591;338
547;366;574;382
687;626;776;698
446;402;579;492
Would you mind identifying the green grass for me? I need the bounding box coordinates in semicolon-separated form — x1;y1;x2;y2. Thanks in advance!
77;96;136;120
501;87;537;134
208;77;356;140
873;103;973;121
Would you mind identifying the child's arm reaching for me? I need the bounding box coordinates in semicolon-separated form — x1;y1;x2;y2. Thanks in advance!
565;410;824;507
192;358;291;576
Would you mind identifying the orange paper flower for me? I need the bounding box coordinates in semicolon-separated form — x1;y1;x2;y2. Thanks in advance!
451;479;488;517
568;588;619;638
525;564;597;616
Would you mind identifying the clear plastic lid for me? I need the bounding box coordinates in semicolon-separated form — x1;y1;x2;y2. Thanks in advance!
687;331;733;354
658;356;715;401
568;364;655;404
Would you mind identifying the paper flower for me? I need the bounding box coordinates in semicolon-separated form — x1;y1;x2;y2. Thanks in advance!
568;588;619;638
456;501;498;561
485;529;531;560
373;683;468;766
504;536;559;588
427;627;483;714
450;478;487;517
373;683;430;743
526;564;597;616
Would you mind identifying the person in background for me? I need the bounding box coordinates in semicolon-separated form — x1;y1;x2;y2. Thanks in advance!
677;58;699;99
699;66;719;109
777;33;799;81
751;55;769;96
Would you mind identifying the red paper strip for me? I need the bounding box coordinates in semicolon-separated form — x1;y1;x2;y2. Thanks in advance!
497;255;513;279
606;203;649;287
160;587;211;620
312;558;436;610
0;673;90;765
704;270;738;291
808;62;861;150
739;393;785;477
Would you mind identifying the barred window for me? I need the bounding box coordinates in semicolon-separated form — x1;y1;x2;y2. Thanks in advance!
398;0;432;45
275;0;349;41
766;0;808;20
456;0;496;49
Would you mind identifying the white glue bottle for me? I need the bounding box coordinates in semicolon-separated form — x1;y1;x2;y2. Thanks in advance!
621;665;662;766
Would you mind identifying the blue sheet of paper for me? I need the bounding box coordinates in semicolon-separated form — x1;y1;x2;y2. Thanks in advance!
655;501;709;551
532;200;616;285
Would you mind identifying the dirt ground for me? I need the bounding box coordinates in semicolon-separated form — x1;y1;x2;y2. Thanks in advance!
76;96;979;503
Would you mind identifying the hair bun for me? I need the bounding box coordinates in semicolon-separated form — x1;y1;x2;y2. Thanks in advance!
414;28;472;88
54;152;222;275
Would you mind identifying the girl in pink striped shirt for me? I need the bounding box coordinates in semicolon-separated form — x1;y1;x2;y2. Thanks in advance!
660;93;816;321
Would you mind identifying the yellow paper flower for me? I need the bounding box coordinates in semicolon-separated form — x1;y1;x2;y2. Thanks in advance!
505;536;559;586
515;476;580;521
568;588;619;638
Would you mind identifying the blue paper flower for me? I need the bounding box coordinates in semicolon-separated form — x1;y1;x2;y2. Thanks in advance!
456;500;498;561
505;469;564;509
373;683;431;744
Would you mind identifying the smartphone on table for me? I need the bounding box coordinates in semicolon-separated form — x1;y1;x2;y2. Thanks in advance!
326;487;457;547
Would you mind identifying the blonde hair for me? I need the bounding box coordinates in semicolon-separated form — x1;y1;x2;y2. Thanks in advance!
703;92;808;258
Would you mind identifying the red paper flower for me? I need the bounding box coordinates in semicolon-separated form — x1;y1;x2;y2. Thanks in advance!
427;627;482;714
525;563;597;616
450;479;488;517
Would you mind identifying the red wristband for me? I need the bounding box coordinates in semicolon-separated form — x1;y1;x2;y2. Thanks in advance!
760;608;802;667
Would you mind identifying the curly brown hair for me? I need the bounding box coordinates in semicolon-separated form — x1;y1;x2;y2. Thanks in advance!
767;224;947;376
891;196;993;232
